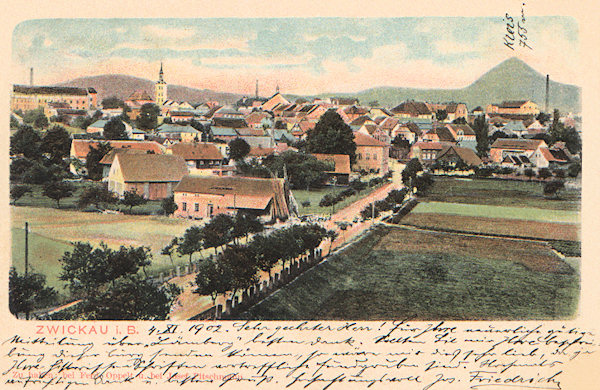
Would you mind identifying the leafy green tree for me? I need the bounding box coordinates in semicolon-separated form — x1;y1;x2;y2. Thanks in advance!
101;96;125;109
120;190;147;213
536;112;551;125
177;226;204;266
472;115;489;158
10;185;32;205
306;109;357;163
543;180;565;199
228;137;251;161
161;195;178;215
103;117;129;140
9;267;57;319
263;151;332;190
401;158;423;188
247;234;279;278
452;117;467;124
435;109;448;121
43;181;75;208
562;127;581;154
194;259;232;310
568;162;581;178
217;244;259;299
10;125;42;159
85;142;112;180
59;242;178;320
202;214;235;254
136;103;160;130
22;108;48;129
81;276;180;320
232;211;264;242
72;115;94;130
538;167;552;180
41;125;71;163
77;184;118;210
161;237;179;266
524;168;535;181
414;172;434;196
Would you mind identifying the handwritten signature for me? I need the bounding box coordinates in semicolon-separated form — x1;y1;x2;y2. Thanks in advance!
504;2;532;51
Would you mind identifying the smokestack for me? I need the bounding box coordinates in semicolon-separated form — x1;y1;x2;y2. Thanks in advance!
30;67;33;86
545;74;549;113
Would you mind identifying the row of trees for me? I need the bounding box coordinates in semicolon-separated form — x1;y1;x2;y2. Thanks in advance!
194;223;335;311
401;158;434;195
360;188;410;220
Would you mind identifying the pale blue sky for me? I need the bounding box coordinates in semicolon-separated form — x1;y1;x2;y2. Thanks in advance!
11;17;579;94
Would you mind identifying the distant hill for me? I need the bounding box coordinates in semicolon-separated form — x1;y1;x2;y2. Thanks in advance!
322;58;581;113
57;74;244;105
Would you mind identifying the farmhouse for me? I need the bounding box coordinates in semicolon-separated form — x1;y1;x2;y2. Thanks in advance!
173;175;293;221
313;153;351;185
435;144;483;167
353;131;390;174
489;138;547;165
168;142;225;172
69;139;164;174
107;154;188;200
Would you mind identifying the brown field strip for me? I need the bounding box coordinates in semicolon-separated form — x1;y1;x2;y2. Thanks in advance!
401;213;579;241
375;227;573;274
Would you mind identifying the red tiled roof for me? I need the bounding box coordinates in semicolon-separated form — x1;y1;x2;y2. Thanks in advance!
353;131;386;147
248;147;276;157
170;142;224;161
71;140;164;160
413;141;444;151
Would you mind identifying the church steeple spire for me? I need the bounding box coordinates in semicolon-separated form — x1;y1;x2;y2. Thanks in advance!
158;62;164;83
276;82;280;94
155;62;167;106
255;79;259;98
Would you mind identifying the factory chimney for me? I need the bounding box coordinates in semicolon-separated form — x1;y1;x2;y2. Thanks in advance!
545;74;549;113
30;68;33;86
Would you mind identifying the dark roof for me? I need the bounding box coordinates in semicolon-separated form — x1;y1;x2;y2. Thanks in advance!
332;97;359;105
434;126;456;142
116;154;188;182
447;124;475;135
437;145;482;166
404;122;422;136
13;84;89;96
391;101;432;116
499;100;530;108
212;117;248;128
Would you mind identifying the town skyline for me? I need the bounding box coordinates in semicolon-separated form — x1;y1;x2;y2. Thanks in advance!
12;17;579;95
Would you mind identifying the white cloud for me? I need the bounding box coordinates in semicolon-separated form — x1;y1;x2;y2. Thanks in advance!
434;40;474;55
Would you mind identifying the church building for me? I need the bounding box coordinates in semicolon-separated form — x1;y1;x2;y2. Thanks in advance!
155;62;167;106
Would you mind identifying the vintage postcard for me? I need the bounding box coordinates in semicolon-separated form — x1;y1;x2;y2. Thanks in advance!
1;0;598;388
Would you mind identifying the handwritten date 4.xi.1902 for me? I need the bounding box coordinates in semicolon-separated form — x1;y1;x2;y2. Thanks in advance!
504;3;532;51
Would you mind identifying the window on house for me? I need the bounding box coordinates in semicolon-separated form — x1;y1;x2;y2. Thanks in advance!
373;154;377;160
366;153;370;160
194;203;199;212
182;202;187;211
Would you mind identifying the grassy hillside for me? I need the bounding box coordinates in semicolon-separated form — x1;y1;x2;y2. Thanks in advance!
57;75;243;105
324;58;581;113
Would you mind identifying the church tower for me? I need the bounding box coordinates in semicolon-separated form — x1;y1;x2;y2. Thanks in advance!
155;62;167;106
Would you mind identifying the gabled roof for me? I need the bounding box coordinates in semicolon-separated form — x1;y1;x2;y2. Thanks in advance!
245;111;272;124
354;131;386;147
170;142;223;161
446;123;475;136
391;101;432;116
202;105;223;119
491;138;545;150
350;115;373;126
498;100;531;108
212;117;248;128
248;146;276;157
174;175;290;217
236;127;266;137
156;124;200;134
361;124;379;135
115;154;188;182
404;122;422;136
99;148;148;165
413;141;444;151
430;126;456;142
210;127;239;137
71;140;164;159
313;153;351;175
437;145;482;166
170;111;195;117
